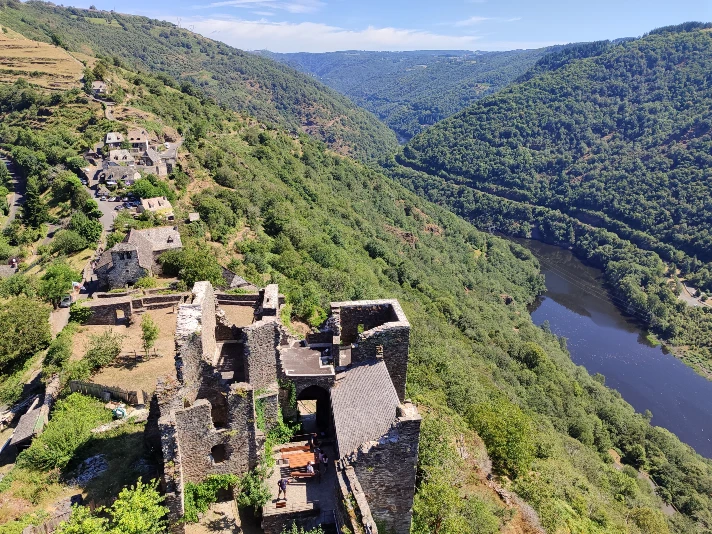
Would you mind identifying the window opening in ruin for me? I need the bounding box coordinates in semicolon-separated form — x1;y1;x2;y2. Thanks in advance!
357;323;365;334
116;309;125;320
210;444;227;464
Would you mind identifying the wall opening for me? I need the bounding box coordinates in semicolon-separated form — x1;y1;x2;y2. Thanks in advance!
211;444;227;464
297;385;333;437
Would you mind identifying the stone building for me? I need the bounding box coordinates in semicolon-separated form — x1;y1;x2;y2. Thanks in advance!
146;282;420;534
95;227;182;289
138;196;174;220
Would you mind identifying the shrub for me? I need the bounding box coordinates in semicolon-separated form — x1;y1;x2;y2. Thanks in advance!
236;466;271;512
69;302;93;324
183;474;238;523
134;275;158;289
50;230;87;255
43;323;77;376
17;393;110;471
468;399;535;478
38;262;80;307
83;330;123;371
68;211;102;244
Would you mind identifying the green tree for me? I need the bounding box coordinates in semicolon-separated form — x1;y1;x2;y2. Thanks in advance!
0;296;51;369
0;159;10;187
108;479;168;534
38;261;79;308
69;211;102;243
158;246;225;288
22;176;48;228
56;504;107;534
141;315;159;357
468;399;535;478
50;230;88;255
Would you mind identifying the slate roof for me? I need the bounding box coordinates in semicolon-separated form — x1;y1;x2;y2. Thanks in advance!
330;360;400;458
142;148;161;165
9;406;43;446
140;196;172;212
105;132;124;145
96;227;181;273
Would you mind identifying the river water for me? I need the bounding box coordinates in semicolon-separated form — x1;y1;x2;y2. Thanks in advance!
514;238;712;458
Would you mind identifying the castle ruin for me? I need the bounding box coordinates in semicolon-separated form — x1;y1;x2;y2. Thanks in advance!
146;281;421;534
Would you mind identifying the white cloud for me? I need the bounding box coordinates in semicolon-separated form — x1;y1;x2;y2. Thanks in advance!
454;16;490;27
172;16;560;52
196;0;323;14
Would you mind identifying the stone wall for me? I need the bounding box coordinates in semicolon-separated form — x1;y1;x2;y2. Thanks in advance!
345;403;421;534
334;301;399;344
175;282;217;391
83;297;133;325
173;382;258;484
336;463;379;534
243;319;279;391
256;387;280;434
355;324;410;402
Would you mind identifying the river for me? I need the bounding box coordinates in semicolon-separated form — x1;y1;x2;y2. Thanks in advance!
515;238;712;458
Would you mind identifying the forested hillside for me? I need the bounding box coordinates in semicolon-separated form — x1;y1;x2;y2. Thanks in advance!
401;25;712;265
265;49;548;141
1;54;711;533
0;0;398;161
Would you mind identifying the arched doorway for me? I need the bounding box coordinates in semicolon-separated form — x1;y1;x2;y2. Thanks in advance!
297;385;333;437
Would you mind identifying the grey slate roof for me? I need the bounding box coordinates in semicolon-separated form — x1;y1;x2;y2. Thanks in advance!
97;227;182;273
9;407;42;446
330;360;400;458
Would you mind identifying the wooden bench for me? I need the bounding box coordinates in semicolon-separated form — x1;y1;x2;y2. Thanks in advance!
281;444;311;453
291;471;317;479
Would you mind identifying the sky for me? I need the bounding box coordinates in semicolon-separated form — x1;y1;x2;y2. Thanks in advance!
91;0;712;53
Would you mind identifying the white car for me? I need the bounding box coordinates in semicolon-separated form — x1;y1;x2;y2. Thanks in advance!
164;142;170;149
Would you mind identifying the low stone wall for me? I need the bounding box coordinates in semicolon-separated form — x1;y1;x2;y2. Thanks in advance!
83;297;133;325
69;380;145;406
336;463;379;534
216;293;260;304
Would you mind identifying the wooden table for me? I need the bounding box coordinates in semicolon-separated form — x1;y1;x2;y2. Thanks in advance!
286;452;315;470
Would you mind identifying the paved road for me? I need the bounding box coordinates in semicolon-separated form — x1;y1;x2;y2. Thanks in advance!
0;155;25;229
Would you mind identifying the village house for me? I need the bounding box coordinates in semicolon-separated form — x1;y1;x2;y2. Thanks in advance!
95;227;182;289
109;149;134;165
128;129;150;153
91;80;107;96
104;132;124;150
139;148;161;167
138;196;174;220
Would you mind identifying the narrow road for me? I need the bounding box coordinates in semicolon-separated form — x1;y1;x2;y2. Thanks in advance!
1;155;25;229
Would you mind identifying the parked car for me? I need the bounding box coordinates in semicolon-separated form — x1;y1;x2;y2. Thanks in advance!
121;197;129;202
100;195;107;201
59;295;72;308
114;205;123;210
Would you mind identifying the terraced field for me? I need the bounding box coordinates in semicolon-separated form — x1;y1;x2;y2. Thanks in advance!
0;27;82;89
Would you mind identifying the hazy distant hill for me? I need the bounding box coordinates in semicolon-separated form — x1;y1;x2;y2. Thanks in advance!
263;48;550;141
0;0;398;160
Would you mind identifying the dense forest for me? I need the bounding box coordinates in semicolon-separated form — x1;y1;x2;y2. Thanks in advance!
400;25;712;268
1;54;712;532
0;0;398;161
265;49;549;141
388;24;712;379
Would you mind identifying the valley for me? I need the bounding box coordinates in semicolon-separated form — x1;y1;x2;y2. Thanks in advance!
0;4;711;534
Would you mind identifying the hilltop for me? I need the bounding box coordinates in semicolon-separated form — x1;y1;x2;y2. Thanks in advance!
265;48;549;142
0;41;710;534
0;0;398;161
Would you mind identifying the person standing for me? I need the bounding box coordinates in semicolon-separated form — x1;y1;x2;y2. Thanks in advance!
277;477;290;501
321;453;329;472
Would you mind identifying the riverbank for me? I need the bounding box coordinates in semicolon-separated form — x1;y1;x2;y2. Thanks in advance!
513;237;712;457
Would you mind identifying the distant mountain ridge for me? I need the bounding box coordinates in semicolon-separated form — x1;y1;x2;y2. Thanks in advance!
264;48;551;141
0;0;398;160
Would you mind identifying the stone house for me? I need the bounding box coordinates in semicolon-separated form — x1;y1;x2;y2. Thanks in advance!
128;129;150;153
139;148;161;167
139;196;174;220
95;227;182;289
109;149;134;165
104;132;124;150
91;80;107;96
146;282;420;534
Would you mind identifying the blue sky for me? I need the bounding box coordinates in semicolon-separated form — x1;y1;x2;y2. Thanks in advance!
94;0;711;52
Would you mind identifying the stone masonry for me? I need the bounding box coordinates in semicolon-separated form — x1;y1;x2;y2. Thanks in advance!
147;282;420;534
